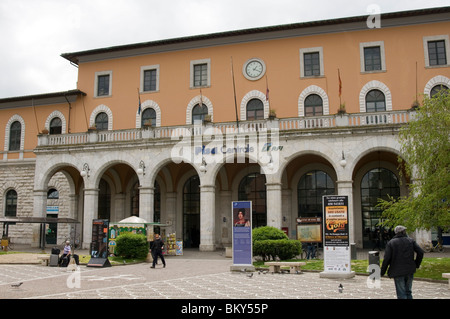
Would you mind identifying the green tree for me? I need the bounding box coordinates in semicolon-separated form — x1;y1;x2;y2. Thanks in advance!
378;91;450;231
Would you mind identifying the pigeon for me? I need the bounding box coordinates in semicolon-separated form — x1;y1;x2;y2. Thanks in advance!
11;282;23;288
247;272;253;278
338;283;344;293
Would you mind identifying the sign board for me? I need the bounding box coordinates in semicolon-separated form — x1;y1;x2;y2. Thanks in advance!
321;196;354;277
90;219;109;258
296;217;322;243
232;201;252;266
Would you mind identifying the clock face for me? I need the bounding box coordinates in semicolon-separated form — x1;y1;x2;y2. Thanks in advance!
243;59;265;80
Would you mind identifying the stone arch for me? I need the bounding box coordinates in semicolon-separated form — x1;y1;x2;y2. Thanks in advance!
240;90;269;121
186;95;213;124
90;104;113;130
359;80;392;112
298;85;330;116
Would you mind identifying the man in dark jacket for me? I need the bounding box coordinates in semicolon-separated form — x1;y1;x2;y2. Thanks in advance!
381;225;424;299
150;233;166;269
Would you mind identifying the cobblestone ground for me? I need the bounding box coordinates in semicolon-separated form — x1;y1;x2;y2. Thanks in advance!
0;258;449;300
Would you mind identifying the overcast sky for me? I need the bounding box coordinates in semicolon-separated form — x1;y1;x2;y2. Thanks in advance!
0;0;448;99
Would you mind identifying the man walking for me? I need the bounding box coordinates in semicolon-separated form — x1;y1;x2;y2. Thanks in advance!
381;225;424;299
150;233;166;269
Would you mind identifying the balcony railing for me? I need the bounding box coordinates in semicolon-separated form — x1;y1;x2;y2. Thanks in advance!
37;110;413;147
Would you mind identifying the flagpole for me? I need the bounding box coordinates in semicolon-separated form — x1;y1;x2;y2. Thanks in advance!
137;88;142;115
230;57;239;132
338;69;342;106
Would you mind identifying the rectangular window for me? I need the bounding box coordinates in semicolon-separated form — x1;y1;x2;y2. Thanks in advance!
299;47;324;78
304;52;320;76
97;75;110;96
364;46;382;71
144;69;157;91
190;59;211;88
193;63;208;87
423;35;449;68
94;71;112;97
428;40;447;66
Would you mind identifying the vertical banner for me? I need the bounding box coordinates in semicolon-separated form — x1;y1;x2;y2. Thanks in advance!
322;196;353;276
232;201;252;266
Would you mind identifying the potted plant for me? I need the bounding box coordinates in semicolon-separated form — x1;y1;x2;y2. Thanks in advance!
203;114;212;123
269;109;277;120
337;103;346;115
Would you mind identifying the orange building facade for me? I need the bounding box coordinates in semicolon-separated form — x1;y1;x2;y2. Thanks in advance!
1;7;449;250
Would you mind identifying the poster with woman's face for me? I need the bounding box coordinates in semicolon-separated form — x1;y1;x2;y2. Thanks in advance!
234;207;251;227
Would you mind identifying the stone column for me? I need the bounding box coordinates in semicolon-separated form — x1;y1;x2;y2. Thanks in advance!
139;186;154;223
31;189;47;247
266;182;282;229
82;188;99;249
165;192;177;235
199;184;216;251
336;180;354;243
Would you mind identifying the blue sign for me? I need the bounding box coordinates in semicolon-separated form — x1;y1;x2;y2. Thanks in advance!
232;201;252;265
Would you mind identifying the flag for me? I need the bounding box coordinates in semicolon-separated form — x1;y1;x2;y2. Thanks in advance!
137;89;142;115
338;69;342;98
265;75;270;102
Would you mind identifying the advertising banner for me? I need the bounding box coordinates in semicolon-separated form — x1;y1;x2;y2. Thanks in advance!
322;196;353;276
232;201;252;266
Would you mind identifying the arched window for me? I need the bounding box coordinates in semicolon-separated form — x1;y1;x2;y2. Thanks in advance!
95;112;109;130
98;179;111;220
246;99;264;120
49;117;62;135
192;103;208;124
47;188;59;199
430;84;449;97
141;108;156;127
366;89;386;112
9;121;21;151
183;175;200;248
5;189;18;217
361;168;400;248
238;173;267;227
304;94;323;116
298;170;335;218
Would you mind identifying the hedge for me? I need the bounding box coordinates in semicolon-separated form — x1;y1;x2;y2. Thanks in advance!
253;239;302;261
115;233;149;259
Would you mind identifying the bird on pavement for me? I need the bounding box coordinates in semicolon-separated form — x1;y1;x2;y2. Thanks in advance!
11;282;23;288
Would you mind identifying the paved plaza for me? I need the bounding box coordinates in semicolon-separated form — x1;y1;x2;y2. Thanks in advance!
0;249;449;301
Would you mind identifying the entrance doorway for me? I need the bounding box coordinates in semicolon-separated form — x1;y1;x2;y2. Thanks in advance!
183;175;200;248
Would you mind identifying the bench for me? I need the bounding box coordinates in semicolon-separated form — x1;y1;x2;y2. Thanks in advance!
265;261;306;274
37;255;50;266
443;273;450;289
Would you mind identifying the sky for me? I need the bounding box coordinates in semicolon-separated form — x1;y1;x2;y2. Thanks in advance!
0;0;448;99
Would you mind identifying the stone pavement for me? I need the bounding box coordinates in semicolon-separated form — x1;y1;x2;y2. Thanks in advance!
0;247;449;303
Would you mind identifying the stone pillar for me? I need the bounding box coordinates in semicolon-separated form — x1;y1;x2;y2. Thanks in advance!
199;184;215;251
31;189;47;247
139;186;154;223
82;188;99;249
165;192;177;235
114;193;126;221
336;180;354;243
266;182;282;229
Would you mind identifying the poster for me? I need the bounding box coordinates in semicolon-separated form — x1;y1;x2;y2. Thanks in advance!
232;201;252;266
296;217;322;243
322;196;352;275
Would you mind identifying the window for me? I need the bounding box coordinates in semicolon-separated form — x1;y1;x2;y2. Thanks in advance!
49;117;62;135
47;188;59;199
428;40;447;66
304;94;323;116
192;103;208;124
424;35;450;68
5;189;17;217
183;175;200;248
246;99;264;121
298;170;335;218
141;108;156;127
190;59;211;88
238;173;267;228
430;84;449;97
300;47;324;78
364;47;381;71
95;112;109;130
141;65;159;92
360;41;385;72
9;121;21;151
366;89;386;112
94;71;112;97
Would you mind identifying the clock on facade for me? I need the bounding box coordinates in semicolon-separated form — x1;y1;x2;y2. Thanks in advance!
243;58;266;80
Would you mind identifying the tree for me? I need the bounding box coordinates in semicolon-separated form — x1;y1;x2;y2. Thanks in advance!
378;91;450;231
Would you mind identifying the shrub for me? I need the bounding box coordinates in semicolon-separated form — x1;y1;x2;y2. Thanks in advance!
252;226;288;242
115;233;149;259
253;239;302;261
252;226;302;261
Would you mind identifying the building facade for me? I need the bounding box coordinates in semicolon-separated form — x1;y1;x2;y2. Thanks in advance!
1;7;449;250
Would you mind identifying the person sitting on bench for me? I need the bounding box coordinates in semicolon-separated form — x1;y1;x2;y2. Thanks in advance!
59;240;79;267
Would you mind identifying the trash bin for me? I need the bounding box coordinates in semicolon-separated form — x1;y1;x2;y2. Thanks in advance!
368;251;380;266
